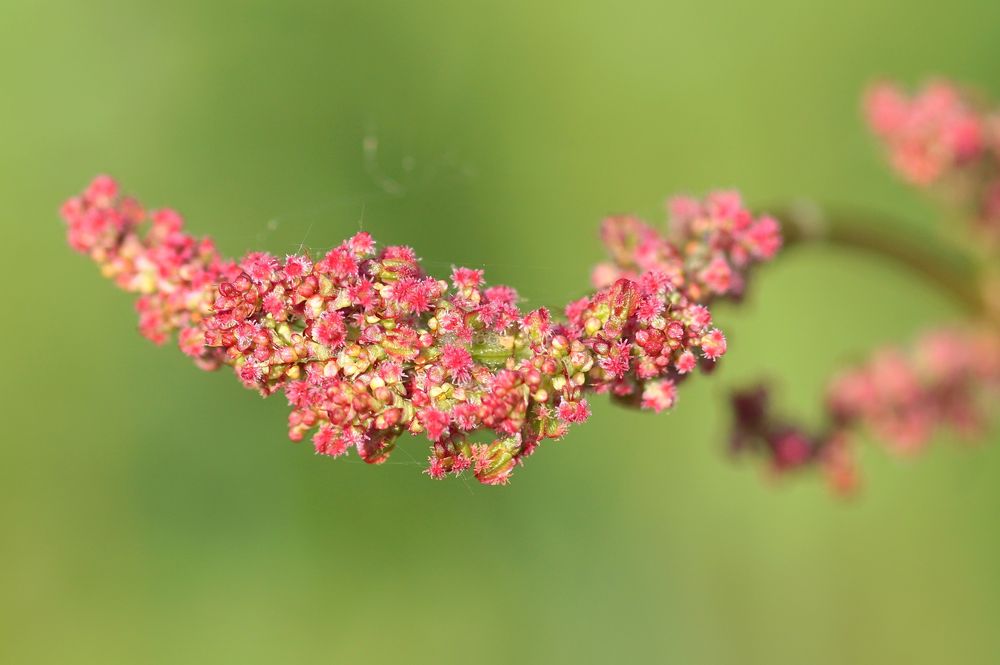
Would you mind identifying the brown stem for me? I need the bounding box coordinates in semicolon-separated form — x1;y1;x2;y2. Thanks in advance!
776;202;985;316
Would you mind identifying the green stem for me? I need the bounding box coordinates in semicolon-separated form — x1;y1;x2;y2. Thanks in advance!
777;203;986;316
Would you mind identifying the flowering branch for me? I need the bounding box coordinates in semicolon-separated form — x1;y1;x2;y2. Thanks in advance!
62;77;1000;494
730;79;1000;494
62;179;779;485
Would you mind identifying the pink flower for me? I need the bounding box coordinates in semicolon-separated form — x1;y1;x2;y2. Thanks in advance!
641;379;677;413
316;246;358;279
418;407;451;442
556;398;591;423
347;231;375;257
730;328;1000;494
283;254;313;279
451;266;483;289
699;256;733;295
484;285;518;305
440;344;473;384
675;350;697;374
151;208;184;233
312;310;347;349
424;455;447;479
746;216;782;260
84;174;118;206
598;340;632;379
63;176;782;485
314;425;350;457
597;193;781;304
178;327;207;358
242;252;279;283
701;329;727;360
863;80;986;186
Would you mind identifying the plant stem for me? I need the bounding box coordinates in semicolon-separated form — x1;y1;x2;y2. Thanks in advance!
777;202;986;316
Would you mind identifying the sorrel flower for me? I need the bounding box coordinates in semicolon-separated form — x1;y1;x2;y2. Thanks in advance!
62;175;781;485
864;79;1000;239
864;80;985;185
592;191;782;303
64;80;999;495
726;78;1000;495
730;328;1000;495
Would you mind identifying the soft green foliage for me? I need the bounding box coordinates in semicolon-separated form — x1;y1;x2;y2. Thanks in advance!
2;1;999;663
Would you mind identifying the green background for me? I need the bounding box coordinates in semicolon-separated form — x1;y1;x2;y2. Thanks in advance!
2;1;999;663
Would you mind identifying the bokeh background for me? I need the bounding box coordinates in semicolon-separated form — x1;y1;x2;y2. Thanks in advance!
2;1;1000;663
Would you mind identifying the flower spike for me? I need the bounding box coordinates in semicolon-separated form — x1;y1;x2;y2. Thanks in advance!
62;175;782;484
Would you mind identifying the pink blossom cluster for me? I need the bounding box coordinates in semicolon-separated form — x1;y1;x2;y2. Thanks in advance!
864;80;1000;237
63;176;780;484
731;328;1000;494
60;175;236;367
592;191;782;303
724;78;1000;496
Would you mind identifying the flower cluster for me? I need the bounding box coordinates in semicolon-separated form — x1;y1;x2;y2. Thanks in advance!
723;79;1000;496
60;175;237;368
592;191;782;303
730;328;1000;494
63;176;781;484
864;80;1000;238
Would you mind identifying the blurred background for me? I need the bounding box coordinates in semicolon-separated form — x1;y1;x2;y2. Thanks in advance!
2;1;1000;663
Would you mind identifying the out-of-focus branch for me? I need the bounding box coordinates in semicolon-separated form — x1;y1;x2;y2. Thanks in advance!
776;202;986;316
